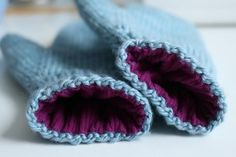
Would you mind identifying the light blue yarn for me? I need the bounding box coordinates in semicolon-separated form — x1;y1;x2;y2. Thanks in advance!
27;75;152;144
75;0;226;134
117;40;225;134
0;27;152;144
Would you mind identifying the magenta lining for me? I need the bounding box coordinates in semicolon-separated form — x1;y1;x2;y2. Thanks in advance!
35;84;146;135
126;46;219;126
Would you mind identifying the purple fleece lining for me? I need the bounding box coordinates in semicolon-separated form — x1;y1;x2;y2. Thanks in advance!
126;46;219;126
35;84;146;135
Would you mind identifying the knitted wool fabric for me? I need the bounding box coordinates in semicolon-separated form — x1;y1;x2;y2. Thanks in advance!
75;0;226;134
0;31;152;144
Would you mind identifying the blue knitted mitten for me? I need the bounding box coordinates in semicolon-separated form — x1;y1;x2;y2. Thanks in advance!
75;0;226;134
0;23;152;144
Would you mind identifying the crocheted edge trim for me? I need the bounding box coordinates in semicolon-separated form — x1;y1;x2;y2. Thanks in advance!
26;75;152;145
116;39;226;135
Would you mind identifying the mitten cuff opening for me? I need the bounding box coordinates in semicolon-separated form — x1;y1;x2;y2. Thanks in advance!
35;84;146;135
27;77;152;144
117;40;225;134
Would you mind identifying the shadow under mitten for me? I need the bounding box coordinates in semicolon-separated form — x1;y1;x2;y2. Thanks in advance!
0;32;152;144
75;0;226;134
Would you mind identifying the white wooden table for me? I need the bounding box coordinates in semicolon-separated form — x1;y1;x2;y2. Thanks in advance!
0;13;235;157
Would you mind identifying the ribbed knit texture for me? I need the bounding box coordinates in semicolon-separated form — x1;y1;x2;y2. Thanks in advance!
0;22;152;144
75;0;226;134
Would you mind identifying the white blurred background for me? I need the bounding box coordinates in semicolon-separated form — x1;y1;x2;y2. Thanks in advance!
1;0;235;42
145;0;236;25
1;0;236;42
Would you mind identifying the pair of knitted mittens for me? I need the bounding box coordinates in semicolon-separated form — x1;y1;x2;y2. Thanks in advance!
0;0;226;145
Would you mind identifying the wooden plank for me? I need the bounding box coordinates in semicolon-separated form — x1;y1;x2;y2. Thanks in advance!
6;6;76;15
